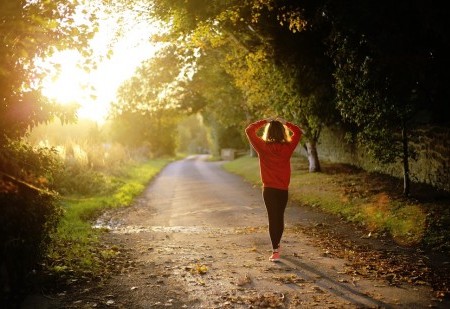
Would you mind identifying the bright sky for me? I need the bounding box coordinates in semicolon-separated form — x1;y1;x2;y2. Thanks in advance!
40;3;163;123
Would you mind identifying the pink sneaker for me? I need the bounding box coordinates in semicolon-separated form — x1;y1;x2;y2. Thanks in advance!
269;251;280;262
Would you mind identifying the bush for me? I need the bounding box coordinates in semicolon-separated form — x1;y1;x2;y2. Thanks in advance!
0;188;61;295
0;139;63;304
53;166;117;196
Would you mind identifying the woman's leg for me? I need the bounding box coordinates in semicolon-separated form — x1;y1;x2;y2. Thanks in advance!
262;187;289;250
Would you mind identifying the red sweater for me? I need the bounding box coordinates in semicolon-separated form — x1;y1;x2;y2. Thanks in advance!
245;120;302;190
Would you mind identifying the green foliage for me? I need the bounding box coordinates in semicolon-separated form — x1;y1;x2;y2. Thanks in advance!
328;0;450;124
113;45;183;114
218;125;248;150
324;1;450;194
148;0;337;172
0;2;98;299
0;139;62;188
54;168;115;196
0;140;63;300
190;48;247;127
177;114;210;154
109;111;179;157
148;0;450;182
0;189;62;291
330;28;415;163
110;46;190;156
0;0;97;139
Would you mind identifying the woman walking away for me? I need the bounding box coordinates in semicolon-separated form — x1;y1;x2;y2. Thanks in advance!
245;117;302;262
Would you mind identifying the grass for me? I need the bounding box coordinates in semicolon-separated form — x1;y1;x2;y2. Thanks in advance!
45;159;171;277
223;155;450;250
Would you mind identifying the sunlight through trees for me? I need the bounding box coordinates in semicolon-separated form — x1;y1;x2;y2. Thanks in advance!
1;1;450;304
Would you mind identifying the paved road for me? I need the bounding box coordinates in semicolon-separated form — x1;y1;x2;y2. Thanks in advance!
124;154;267;229
53;155;445;308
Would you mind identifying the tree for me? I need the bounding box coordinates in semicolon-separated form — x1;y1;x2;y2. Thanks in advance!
110;45;190;155
0;1;97;301
0;0;97;140
327;0;450;195
265;7;337;172
186;48;249;156
222;38;335;171
109;109;179;156
112;29;250;156
149;0;338;172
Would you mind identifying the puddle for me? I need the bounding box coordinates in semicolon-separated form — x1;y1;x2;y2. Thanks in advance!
93;219;235;235
93;217;123;230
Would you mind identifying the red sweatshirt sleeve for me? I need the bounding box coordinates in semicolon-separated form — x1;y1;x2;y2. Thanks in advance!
285;122;302;150
245;119;267;153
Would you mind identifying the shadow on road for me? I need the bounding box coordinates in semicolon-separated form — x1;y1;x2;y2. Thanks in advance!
281;256;393;308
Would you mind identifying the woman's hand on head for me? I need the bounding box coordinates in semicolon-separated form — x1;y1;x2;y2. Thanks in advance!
265;116;275;122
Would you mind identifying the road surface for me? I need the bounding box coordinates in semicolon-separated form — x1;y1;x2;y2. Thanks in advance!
40;155;447;308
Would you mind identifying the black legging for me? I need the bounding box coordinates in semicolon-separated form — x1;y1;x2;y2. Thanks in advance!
262;187;288;250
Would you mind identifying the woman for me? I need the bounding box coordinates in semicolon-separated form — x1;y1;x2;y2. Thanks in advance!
245;117;302;262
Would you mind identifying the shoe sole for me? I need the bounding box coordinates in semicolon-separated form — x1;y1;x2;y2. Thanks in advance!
269;257;280;262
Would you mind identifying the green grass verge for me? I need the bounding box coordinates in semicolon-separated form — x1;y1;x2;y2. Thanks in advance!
45;159;171;276
223;155;448;249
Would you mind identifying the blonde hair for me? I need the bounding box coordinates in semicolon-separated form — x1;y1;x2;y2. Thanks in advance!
262;121;291;143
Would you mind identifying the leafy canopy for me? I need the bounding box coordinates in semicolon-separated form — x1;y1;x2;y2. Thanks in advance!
0;0;98;140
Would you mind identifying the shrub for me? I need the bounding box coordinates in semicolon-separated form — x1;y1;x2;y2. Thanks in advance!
53;166;116;196
0;139;63;304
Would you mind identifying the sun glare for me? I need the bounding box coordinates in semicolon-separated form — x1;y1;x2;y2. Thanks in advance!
40;5;163;124
41;50;86;104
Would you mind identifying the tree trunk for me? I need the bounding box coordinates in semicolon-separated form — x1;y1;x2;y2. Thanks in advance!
304;141;321;172
249;146;257;157
402;126;411;196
